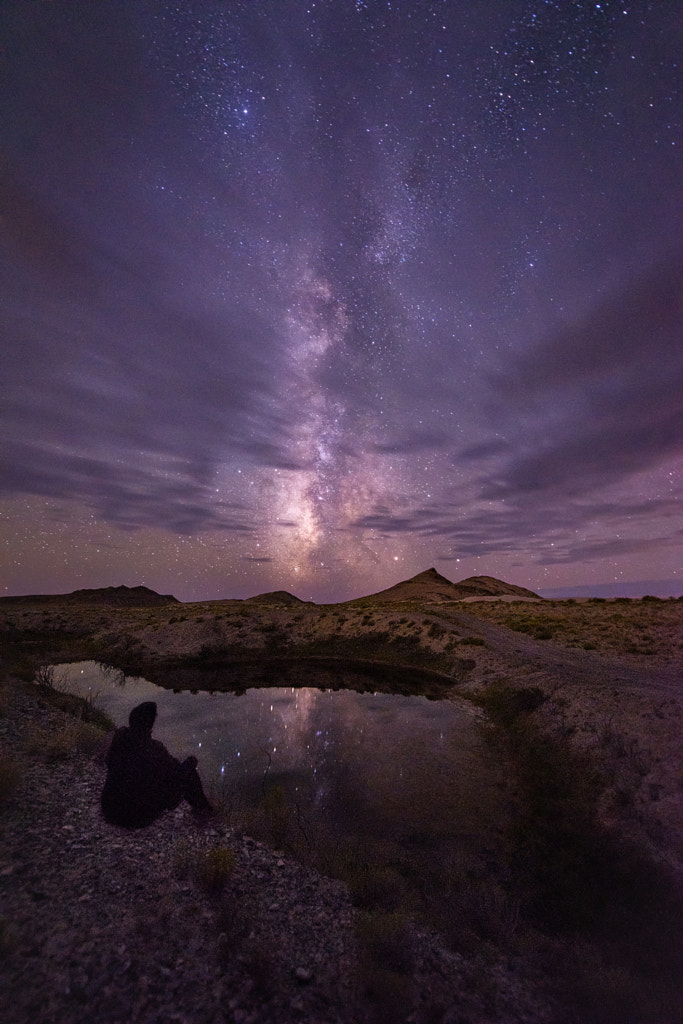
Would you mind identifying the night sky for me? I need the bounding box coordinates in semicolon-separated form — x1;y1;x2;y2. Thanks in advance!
2;1;681;603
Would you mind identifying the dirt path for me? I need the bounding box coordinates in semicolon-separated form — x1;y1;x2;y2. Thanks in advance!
433;609;683;867
441;608;682;697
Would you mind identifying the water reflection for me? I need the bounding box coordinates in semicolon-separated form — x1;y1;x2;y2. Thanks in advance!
60;661;507;863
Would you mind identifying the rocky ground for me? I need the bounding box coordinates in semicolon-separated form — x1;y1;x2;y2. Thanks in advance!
0;686;360;1024
0;682;569;1024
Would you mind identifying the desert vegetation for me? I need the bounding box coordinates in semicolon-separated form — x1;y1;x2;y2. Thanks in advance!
460;596;682;663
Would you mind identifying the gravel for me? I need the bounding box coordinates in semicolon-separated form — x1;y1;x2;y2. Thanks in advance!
0;684;573;1024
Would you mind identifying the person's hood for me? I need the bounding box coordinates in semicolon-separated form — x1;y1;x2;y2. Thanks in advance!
128;701;157;734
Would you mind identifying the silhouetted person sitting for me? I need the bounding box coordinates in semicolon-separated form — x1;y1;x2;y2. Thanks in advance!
101;701;215;829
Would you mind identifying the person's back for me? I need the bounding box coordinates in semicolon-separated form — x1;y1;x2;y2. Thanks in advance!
101;701;214;828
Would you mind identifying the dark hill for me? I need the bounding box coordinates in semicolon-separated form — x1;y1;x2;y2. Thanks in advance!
348;568;540;605
0;585;179;607
452;575;540;599
245;590;308;606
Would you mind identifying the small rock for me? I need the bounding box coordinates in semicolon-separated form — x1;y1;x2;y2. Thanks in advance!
294;966;313;984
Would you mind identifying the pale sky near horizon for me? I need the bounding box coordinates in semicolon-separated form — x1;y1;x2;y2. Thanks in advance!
2;0;681;602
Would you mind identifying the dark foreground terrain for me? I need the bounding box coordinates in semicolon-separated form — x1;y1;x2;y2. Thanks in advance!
1;583;682;1022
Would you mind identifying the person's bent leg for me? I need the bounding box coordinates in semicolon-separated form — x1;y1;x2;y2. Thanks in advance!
180;759;215;817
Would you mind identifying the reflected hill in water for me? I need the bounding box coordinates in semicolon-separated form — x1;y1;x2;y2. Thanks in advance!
154;655;467;699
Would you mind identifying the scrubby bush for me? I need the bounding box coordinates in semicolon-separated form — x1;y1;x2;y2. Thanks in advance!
197;847;236;891
356;910;414;973
34;664;61;691
472;683;546;729
25;722;104;761
426;621;446;639
347;863;405;911
259;784;292;847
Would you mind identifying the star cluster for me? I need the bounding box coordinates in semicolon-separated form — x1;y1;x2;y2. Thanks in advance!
1;0;680;601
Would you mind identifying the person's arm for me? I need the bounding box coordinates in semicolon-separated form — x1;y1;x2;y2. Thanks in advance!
149;738;182;775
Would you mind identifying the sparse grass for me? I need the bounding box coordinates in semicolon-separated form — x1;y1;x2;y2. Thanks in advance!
468;681;546;729
499;614;558;639
426;621;446;638
601;719;649;776
446;635;485;648
24;721;105;762
197;846;236;892
462;598;682;662
356;910;414;973
24;666;115;732
258;784;292;848
354;910;416;1023
346;863;406;912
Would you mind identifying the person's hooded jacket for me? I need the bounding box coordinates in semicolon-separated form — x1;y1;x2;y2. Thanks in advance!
101;701;185;828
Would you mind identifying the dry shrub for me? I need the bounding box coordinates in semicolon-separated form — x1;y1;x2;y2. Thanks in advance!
259;783;291;847
347;863;405;912
34;664;72;692
355;912;415;1023
197;846;236;892
24;721;104;762
359;965;413;1024
356;910;414;974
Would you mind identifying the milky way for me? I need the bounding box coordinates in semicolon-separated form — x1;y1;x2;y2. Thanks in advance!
1;1;681;601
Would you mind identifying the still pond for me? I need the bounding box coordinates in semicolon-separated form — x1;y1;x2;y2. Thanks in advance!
58;661;511;883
